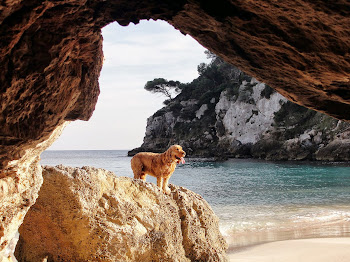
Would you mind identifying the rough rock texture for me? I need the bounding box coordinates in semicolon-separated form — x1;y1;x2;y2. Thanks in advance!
171;1;350;121
1;0;350;257
15;165;227;262
315;137;350;161
129;58;350;161
0;122;67;261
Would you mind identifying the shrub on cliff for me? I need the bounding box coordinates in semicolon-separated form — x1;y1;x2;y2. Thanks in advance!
145;78;182;103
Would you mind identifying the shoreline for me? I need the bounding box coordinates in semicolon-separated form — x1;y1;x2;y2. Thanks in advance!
220;207;350;251
187;157;350;165
228;237;350;262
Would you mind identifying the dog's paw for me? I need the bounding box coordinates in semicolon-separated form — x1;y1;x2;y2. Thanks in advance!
164;187;171;195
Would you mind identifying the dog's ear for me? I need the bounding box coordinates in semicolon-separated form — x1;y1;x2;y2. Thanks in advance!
162;147;171;163
166;148;172;160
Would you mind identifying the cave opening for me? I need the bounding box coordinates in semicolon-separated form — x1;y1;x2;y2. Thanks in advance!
2;2;350;260
44;20;209;152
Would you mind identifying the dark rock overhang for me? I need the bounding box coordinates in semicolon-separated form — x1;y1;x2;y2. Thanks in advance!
0;0;349;165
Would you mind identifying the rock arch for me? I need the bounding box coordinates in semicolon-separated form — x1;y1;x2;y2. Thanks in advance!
0;0;349;257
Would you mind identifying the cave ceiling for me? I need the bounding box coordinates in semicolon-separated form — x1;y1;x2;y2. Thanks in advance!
0;0;349;165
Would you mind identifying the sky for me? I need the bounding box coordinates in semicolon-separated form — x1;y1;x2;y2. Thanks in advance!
48;20;209;150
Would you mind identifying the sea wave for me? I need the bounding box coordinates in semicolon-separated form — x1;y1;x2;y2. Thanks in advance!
218;205;350;250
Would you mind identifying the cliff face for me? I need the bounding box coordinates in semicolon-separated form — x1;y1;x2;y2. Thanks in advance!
130;60;350;161
15;166;227;262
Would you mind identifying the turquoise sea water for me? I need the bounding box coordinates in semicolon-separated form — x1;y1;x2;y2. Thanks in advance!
41;150;350;250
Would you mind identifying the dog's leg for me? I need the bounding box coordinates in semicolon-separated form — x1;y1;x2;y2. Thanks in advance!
162;177;171;195
131;158;142;179
157;177;163;189
139;173;147;181
132;167;146;181
133;171;142;179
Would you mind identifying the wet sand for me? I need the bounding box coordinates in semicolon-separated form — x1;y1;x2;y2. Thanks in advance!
228;238;350;262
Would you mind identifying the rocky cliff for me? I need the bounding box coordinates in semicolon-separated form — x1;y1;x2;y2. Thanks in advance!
15;165;227;262
130;58;350;161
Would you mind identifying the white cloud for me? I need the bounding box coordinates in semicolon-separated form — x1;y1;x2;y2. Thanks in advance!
48;20;209;150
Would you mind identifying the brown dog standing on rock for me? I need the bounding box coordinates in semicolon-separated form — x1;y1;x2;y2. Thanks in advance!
131;145;186;194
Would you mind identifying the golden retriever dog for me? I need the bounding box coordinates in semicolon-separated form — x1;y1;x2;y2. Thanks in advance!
131;145;186;194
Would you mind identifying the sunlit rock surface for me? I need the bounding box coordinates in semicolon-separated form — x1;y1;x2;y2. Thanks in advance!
0;123;67;261
15;166;227;262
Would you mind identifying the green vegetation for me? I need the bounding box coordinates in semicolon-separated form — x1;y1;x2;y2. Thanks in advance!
144;78;182;103
260;85;275;99
137;50;350;160
273;101;340;140
144;51;245;106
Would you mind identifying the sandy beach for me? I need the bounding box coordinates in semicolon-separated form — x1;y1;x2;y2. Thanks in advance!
228;238;350;262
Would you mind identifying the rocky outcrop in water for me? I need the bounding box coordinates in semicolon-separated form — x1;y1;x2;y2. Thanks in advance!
15;165;227;262
1;0;350;258
130;58;350;161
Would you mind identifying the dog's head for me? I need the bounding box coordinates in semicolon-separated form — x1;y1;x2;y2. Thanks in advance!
167;145;186;164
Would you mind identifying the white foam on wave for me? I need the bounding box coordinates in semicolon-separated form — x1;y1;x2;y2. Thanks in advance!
291;209;350;224
218;205;350;248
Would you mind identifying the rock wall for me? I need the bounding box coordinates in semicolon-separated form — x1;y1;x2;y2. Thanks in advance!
130;61;350;161
215;79;286;145
15;166;227;262
1;0;350;258
0;122;68;261
171;1;350;121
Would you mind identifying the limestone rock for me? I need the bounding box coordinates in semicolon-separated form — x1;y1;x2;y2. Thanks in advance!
0;122;68;261
316;138;350;161
129;61;350;161
171;186;228;261
15;166;227;262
